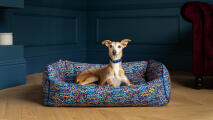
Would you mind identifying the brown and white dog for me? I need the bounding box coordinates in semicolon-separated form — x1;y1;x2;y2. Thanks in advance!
76;39;131;88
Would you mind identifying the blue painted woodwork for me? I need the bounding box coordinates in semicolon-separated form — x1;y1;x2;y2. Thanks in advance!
0;0;24;8
10;7;86;46
5;5;87;74
0;45;24;60
25;0;87;10
25;49;86;74
0;59;26;90
0;0;87;89
86;7;193;71
96;16;180;45
87;0;213;10
2;0;213;80
0;46;26;90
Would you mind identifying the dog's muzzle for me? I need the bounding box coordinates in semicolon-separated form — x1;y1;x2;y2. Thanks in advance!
112;50;116;56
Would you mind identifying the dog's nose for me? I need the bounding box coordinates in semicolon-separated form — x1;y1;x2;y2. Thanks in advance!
112;50;116;55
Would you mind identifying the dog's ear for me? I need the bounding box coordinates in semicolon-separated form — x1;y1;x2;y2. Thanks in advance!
102;40;112;47
121;39;131;48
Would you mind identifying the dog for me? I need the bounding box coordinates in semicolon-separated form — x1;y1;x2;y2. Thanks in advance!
76;39;131;88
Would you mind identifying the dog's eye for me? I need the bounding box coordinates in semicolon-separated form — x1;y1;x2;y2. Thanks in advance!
118;45;121;48
109;45;112;48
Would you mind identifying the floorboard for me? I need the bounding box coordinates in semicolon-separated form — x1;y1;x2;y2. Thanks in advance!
0;71;213;120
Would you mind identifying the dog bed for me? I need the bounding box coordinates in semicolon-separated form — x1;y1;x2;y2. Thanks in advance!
42;60;171;106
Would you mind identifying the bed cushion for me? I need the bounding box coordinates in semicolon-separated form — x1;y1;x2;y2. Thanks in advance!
42;60;171;106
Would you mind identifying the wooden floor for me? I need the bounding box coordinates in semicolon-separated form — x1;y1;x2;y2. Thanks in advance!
0;71;213;120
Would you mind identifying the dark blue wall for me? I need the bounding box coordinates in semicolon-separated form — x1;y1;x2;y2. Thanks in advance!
2;0;213;75
0;46;26;89
0;0;24;8
0;0;25;90
85;0;212;71
86;0;194;71
25;0;87;10
0;0;88;74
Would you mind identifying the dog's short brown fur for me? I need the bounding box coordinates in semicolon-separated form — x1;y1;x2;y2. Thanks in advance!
76;39;131;87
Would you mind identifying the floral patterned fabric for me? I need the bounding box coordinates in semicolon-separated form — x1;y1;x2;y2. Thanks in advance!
42;60;171;106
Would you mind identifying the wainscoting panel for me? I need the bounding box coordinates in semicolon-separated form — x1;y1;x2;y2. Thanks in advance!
25;0;87;10
0;0;24;8
87;7;193;71
11;11;79;46
87;0;213;11
25;49;87;74
0;45;24;61
97;16;180;45
7;6;88;74
0;0;195;75
0;46;26;90
0;59;26;90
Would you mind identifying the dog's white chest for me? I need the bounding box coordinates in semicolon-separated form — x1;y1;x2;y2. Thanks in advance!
107;62;128;87
112;63;120;77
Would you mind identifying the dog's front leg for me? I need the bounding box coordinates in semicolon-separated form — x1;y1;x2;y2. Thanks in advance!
121;75;132;86
78;76;98;85
107;79;118;88
100;78;117;88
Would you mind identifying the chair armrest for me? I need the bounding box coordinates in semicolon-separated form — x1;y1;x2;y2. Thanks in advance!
181;2;210;75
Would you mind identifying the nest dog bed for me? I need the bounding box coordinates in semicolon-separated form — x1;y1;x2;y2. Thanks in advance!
42;60;171;106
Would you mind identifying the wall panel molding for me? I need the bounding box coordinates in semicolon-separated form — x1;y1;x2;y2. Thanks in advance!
3;5;88;74
87;0;213;11
96;15;181;46
24;0;87;11
0;59;26;90
87;6;193;71
11;12;79;47
0;0;24;8
0;58;25;66
0;46;26;90
25;49;87;74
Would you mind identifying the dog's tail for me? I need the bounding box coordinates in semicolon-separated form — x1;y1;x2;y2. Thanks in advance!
76;69;99;85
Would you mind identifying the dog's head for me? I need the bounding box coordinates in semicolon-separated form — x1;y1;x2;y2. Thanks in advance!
102;39;131;60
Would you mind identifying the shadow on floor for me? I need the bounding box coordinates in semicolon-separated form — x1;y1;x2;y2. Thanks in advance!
20;85;44;105
171;72;213;89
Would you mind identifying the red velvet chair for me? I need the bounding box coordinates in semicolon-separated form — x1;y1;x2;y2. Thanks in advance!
182;1;213;88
